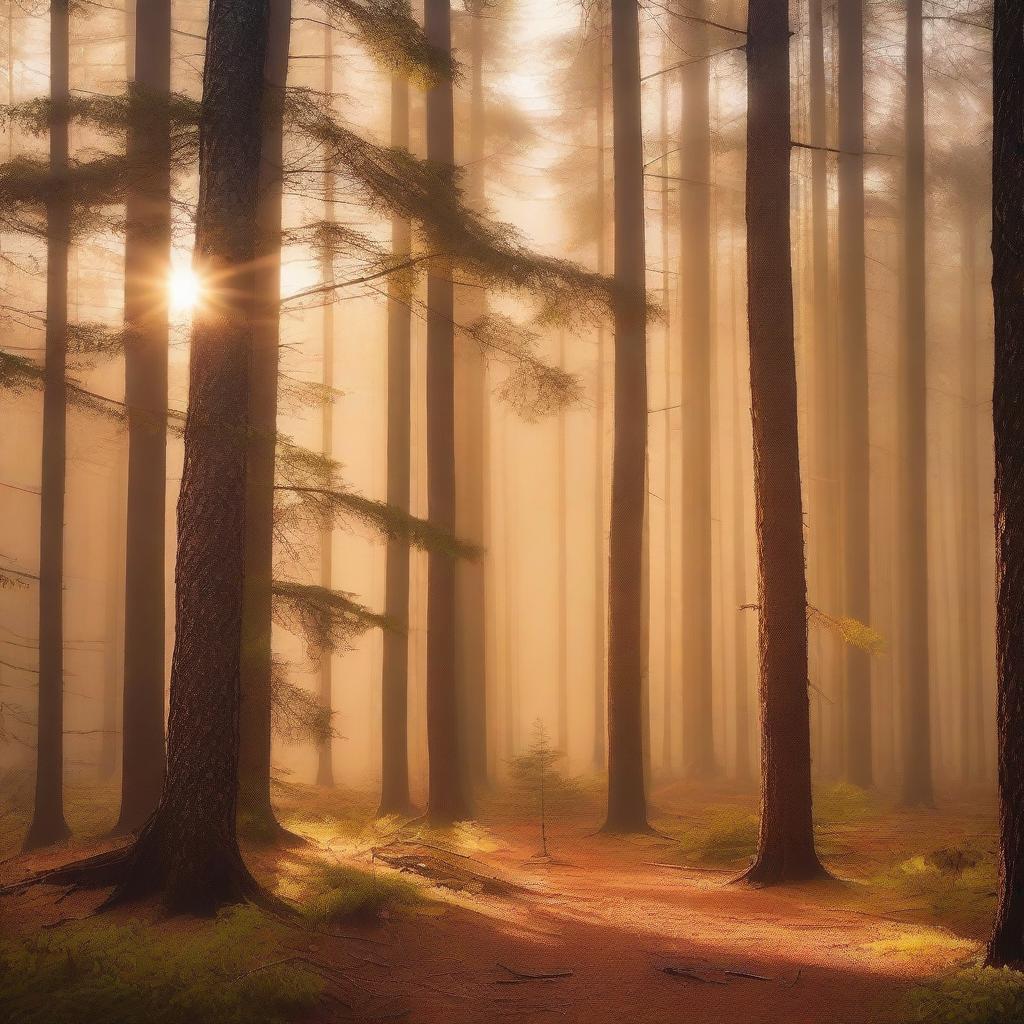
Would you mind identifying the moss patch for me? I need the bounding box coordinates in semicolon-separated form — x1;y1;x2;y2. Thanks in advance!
899;967;1024;1024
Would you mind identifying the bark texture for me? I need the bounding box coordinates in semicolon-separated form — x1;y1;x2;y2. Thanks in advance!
425;0;470;824
741;0;825;884
603;0;649;834
24;0;71;853
115;0;172;835
986;0;1024;969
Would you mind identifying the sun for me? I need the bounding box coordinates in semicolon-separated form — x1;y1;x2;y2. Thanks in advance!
169;266;202;313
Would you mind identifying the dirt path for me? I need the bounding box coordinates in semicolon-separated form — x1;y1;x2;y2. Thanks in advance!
291;823;976;1023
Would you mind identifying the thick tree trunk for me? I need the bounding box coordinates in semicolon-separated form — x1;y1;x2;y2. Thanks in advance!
679;0;715;780
455;0;488;787
837;0;872;789
115;0;172;835
238;0;295;843
603;0;649;834
316;21;337;790
986;0;1024;968
592;18;608;773
379;68;413;817
424;0;470;824
54;0;275;912
899;0;933;808
741;0;825;884
24;0;71;853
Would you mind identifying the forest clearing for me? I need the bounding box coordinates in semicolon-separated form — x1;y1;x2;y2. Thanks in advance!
0;779;1002;1022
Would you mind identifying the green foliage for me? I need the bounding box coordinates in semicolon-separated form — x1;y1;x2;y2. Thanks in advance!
674;804;760;866
807;605;887;655
303;862;424;923
0;907;322;1024
269;658;335;745
271;580;393;658
900;967;1024;1024
508;720;580;853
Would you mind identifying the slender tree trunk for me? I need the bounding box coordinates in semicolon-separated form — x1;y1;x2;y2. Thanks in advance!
679;0;715;780
424;0;470;824
836;0;872;789
24;0;71;852
379;67;413;817
455;0;488;786
101;460;126;781
593;16;608;773
53;0;274;912
114;0;172;835
987;0;1024;966
741;0;825;884
557;331;569;754
602;0;649;834
315;21;337;789
958;205;982;786
238;0;294;842
899;0;933;808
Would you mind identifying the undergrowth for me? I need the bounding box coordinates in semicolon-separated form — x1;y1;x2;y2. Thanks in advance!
0;906;321;1024
303;861;425;923
899;966;1024;1024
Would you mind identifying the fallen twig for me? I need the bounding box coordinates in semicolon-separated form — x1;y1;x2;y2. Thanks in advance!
661;966;728;985
724;968;772;981
498;962;573;981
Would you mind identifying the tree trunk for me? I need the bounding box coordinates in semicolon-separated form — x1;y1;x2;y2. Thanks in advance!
958;205;982;785
837;0;872;789
679;0;715;780
603;0;649;834
592;16;608;773
115;0;172;835
57;0;275;912
100;459;126;781
24;0;71;853
315;20;337;790
557;330;569;754
741;0;825;884
424;0;470;824
455;0;489;787
238;0;293;844
379;67;413;817
987;0;1024;967
899;0;933;808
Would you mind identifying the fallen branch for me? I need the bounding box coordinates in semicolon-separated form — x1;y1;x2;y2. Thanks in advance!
497;962;573;981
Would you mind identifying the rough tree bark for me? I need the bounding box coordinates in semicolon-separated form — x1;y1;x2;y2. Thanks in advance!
986;0;1024;969
741;0;826;884
899;0;933;808
238;0;297;843
42;0;274;913
114;0;172;835
379;67;413;817
837;0;872;788
424;0;471;824
602;0;649;834
24;0;71;853
679;0;715;780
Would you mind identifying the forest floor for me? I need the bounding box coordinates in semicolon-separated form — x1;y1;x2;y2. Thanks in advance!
0;775;1005;1023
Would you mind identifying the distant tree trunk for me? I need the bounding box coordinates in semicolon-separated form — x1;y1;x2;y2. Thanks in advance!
987;0;1024;967
424;0;470;824
678;0;715;780
557;330;569;754
379;67;413;817
455;0;488;787
602;0;649;834
837;0;872;789
592;16;608;773
502;417;520;760
741;0;825;884
958;205;982;785
24;0;71;852
238;0;294;843
899;0;933;808
807;0;839;779
114;0;172;835
315;21;336;790
51;0;274;912
101;460;126;781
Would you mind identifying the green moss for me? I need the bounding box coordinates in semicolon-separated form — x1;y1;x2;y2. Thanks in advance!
303;862;424;923
814;782;881;826
0;907;321;1024
900;967;1024;1023
672;804;759;866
